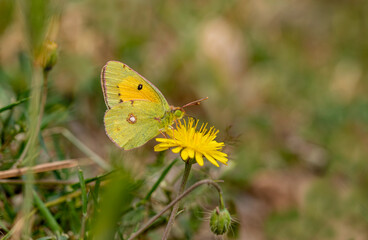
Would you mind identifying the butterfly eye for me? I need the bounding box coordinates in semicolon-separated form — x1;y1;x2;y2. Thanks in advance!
138;84;143;90
174;109;183;118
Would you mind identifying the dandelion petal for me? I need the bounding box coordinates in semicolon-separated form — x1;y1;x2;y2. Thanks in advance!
154;145;168;152
195;152;204;166
172;146;183;153
188;148;195;159
181;149;189;160
204;153;219;167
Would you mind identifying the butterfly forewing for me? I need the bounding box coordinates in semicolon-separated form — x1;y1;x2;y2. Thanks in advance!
101;61;169;111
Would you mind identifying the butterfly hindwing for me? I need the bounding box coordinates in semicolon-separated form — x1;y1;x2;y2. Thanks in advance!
101;61;169;110
104;100;165;150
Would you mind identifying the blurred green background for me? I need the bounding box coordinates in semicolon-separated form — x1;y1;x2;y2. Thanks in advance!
1;0;368;239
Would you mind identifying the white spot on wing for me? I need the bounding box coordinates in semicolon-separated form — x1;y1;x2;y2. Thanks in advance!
127;113;137;124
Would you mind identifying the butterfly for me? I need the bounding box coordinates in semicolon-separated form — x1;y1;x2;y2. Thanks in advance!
101;61;206;150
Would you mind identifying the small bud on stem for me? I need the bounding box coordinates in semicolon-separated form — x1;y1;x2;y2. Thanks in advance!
210;206;231;235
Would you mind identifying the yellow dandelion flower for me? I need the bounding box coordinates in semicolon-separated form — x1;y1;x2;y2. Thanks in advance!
154;118;228;167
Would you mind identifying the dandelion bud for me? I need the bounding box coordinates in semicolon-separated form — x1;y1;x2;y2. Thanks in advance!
210;206;231;235
39;40;58;72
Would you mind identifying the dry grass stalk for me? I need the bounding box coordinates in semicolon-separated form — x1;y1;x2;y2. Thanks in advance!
0;160;78;179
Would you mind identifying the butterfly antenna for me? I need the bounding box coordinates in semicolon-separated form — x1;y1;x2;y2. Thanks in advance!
182;97;208;109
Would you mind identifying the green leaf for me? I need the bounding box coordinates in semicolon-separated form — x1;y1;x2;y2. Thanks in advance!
0;98;28;114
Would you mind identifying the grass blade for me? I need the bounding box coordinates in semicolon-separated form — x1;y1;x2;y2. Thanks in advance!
0;98;28;114
77;168;88;215
33;189;62;234
70;170;113;189
78;168;88;240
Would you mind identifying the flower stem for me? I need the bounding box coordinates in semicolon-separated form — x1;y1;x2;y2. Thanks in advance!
162;160;192;240
219;192;225;210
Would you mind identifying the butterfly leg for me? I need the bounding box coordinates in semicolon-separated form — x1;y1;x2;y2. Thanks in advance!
159;129;167;138
173;119;180;139
169;125;176;139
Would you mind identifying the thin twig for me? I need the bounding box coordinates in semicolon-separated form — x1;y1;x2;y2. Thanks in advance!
0;179;75;185
0;160;78;179
127;179;223;240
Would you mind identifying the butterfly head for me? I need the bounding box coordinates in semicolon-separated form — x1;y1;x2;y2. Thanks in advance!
170;106;185;120
170;97;208;121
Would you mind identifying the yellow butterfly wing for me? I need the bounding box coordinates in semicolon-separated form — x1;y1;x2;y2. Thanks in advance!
101;61;169;110
104;100;166;150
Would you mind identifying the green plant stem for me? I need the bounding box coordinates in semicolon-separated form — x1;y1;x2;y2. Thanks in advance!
219;192;225;210
163;161;192;240
13;70;48;169
127;179;223;240
20;65;43;238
